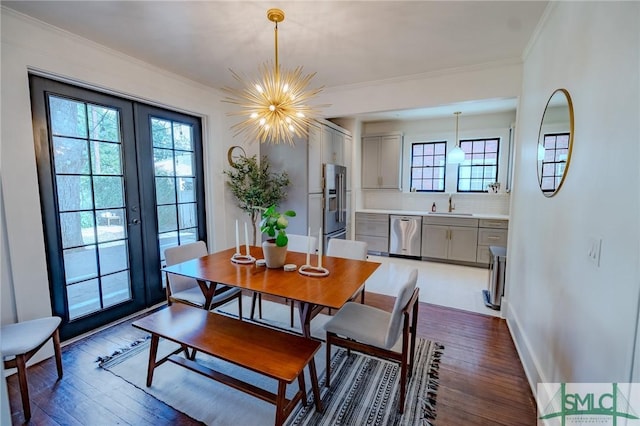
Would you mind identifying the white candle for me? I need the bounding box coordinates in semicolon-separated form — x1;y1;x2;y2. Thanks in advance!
318;227;323;268
306;227;311;265
244;222;250;255
235;220;240;254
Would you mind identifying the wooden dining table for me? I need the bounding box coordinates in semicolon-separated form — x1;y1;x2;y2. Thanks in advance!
162;245;381;338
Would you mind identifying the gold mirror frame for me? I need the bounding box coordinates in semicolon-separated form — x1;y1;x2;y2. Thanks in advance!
537;88;574;197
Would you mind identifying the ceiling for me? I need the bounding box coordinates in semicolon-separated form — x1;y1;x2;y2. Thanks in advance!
3;1;547;121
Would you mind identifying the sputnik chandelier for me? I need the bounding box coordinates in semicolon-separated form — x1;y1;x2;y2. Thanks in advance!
222;8;324;145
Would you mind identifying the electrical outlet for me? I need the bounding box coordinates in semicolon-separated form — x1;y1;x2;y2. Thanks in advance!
587;237;602;267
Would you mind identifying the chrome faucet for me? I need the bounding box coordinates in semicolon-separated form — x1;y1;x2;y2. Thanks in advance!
448;194;455;212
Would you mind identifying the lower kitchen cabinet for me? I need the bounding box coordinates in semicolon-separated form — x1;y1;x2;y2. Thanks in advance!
355;212;389;254
421;217;479;263
476;219;509;264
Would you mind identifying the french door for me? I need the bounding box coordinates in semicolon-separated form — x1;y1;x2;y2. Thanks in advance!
30;75;206;340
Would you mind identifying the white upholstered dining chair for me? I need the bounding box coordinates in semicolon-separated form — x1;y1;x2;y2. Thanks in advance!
1;316;63;422
164;241;243;317
324;268;419;414
326;238;368;305
250;234;318;327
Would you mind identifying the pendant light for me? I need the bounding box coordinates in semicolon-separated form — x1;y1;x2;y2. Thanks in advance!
448;111;465;164
221;9;324;145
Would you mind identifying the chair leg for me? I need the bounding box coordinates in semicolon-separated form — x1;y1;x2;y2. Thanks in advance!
53;329;63;379
325;335;332;388
15;354;31;421
399;358;408;414
360;287;365;304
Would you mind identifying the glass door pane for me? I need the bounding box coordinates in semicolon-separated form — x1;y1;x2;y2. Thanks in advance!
152;117;198;262
50;96;133;320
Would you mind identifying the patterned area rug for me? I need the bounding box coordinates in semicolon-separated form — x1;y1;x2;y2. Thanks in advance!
98;301;443;425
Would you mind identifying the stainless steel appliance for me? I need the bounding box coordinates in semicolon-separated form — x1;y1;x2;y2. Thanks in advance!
483;245;507;310
389;215;422;258
323;164;347;250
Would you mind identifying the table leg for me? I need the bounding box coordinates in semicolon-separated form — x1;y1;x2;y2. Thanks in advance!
197;279;218;310
146;334;160;387
297;302;313;338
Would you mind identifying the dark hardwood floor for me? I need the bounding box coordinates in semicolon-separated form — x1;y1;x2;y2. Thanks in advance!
7;292;537;425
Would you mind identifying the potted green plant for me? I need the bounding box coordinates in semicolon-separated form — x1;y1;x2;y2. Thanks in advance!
224;154;291;245
259;205;296;268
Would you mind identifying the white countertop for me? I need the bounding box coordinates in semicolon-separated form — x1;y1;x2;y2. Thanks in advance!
357;209;509;220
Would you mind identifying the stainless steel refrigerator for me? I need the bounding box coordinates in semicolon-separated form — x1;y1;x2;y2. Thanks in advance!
323;164;347;251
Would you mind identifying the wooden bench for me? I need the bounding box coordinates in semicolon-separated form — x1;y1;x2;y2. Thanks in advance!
132;304;322;426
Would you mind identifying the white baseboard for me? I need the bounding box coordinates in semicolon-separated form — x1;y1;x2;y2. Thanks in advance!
503;298;548;400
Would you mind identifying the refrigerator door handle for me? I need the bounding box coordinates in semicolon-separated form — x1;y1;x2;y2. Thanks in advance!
339;173;344;222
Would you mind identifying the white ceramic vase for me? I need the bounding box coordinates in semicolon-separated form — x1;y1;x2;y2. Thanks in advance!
261;240;287;268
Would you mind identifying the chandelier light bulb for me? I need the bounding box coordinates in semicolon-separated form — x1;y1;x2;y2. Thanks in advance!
255;84;263;93
259;118;266;126
250;113;258;119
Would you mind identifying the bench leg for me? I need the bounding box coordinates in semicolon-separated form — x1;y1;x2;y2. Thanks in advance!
297;372;307;407
308;358;323;413
146;334;160;387
274;381;287;426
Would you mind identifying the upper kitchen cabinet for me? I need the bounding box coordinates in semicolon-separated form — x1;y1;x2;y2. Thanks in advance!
308;123;323;193
322;126;345;166
362;133;402;190
343;134;352;191
309;121;350;193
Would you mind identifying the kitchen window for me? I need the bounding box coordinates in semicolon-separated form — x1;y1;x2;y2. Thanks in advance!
410;141;446;192
457;138;499;192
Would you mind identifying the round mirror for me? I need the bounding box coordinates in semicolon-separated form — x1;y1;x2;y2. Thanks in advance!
537;88;574;197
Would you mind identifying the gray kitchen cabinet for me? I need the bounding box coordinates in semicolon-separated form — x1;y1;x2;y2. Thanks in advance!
362;134;402;190
355;212;389;254
343;134;352;191
308;193;323;236
309;122;349;193
476;219;509;264
421;216;479;263
308;123;323;193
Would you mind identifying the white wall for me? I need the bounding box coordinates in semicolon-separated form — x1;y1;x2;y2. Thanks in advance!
507;1;640;389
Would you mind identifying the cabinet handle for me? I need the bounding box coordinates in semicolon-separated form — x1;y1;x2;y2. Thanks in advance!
488;236;501;241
